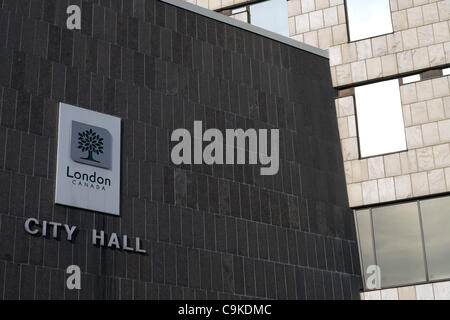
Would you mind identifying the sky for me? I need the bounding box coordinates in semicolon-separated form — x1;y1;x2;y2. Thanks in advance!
355;79;407;158
346;0;393;41
249;0;290;37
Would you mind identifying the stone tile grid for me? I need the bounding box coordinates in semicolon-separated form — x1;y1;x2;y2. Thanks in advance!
336;75;450;206
331;36;449;86
307;0;450;87
289;2;347;49
360;280;450;300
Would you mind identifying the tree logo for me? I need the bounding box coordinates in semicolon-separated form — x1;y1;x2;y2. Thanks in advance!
78;129;104;163
71;121;112;169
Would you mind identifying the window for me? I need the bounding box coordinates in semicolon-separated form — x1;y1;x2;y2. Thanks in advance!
402;74;421;85
225;0;289;36
346;0;393;41
232;7;246;14
249;0;289;37
421;197;450;281
355;209;376;279
355;79;407;158
356;196;450;290
229;7;249;23
372;203;426;287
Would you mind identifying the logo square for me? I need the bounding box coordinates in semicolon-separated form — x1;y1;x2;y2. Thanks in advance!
71;121;112;169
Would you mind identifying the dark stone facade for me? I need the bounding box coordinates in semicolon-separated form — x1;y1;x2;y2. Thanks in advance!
0;0;361;299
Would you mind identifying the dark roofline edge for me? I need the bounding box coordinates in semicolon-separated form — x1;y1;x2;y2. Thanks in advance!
159;0;329;59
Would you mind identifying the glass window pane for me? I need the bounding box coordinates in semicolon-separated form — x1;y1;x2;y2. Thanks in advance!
346;0;393;41
249;0;289;37
372;202;426;287
232;7;246;14
355;209;376;289
355;79;407;158
402;74;420;84
420;197;450;281
231;11;248;23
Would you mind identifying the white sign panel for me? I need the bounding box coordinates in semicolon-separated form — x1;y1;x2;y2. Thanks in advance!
55;103;121;216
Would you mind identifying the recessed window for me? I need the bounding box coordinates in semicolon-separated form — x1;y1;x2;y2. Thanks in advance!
355;209;376;280
356;196;450;290
249;0;289;37
225;0;289;37
346;0;393;41
229;6;249;23
355;79;407;158
402;74;421;84
232;7;246;14
372;203;426;287
420;197;450;281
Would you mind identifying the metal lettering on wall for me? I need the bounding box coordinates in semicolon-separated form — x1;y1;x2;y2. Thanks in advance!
55;103;121;215
24;218;146;253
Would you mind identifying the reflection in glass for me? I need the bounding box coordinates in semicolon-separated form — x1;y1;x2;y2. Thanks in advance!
346;0;393;41
372;202;426;287
421;197;450;281
356;209;376;289
249;0;289;37
355;79;407;158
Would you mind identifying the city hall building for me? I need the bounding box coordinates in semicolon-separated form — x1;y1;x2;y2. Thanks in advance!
3;0;448;301
0;0;361;300
195;0;450;300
